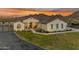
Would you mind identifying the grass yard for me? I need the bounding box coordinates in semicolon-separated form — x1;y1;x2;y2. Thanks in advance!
16;31;79;50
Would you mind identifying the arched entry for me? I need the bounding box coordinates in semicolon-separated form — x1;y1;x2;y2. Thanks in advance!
0;21;14;32
29;22;32;28
24;22;38;29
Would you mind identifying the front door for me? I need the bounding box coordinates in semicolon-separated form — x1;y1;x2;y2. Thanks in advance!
29;22;32;28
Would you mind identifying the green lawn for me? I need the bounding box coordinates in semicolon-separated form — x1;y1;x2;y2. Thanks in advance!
16;31;79;50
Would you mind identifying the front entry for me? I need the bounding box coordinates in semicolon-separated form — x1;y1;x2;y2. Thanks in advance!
29;22;33;28
24;22;38;29
0;22;13;32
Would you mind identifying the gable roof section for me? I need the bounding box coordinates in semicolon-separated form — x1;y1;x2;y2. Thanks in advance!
40;17;67;24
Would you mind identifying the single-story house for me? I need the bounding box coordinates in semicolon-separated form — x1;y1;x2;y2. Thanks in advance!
13;17;68;32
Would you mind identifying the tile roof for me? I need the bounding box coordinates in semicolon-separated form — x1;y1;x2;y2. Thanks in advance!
18;15;67;24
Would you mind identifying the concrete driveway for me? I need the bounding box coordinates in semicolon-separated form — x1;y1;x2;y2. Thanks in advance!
0;32;43;50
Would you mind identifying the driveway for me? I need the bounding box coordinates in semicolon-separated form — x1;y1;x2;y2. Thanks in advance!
0;32;43;50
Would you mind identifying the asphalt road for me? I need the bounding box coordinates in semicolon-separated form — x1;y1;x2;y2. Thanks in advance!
0;32;43;50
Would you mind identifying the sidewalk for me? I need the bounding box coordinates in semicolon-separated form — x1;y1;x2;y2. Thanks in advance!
30;28;79;35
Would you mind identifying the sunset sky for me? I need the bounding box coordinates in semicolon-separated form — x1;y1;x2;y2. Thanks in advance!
0;8;78;17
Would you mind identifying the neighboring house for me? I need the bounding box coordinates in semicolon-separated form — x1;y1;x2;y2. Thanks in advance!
13;17;68;32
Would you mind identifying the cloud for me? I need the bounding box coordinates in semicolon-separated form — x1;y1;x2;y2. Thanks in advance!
17;8;79;11
0;8;78;16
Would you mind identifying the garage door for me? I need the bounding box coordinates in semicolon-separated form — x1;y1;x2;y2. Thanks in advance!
0;22;13;32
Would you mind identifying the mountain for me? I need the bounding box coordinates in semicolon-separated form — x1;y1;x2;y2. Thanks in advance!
69;11;79;19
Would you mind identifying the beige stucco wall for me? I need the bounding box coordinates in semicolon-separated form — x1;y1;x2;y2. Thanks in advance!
37;23;41;29
23;17;39;29
47;19;67;32
13;22;24;31
40;23;47;31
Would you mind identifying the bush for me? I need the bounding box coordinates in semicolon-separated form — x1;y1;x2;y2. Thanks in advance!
35;29;49;33
66;29;72;31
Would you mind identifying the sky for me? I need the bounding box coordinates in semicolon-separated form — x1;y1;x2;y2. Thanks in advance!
0;8;78;17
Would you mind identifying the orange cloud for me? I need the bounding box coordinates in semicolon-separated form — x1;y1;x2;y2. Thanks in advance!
11;10;73;16
0;8;73;16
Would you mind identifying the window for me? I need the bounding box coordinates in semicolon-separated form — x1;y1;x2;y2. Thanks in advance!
17;24;21;29
51;24;53;29
56;24;59;29
61;24;63;29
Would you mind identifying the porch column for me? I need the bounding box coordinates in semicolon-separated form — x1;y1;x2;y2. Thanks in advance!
27;22;30;29
32;22;35;28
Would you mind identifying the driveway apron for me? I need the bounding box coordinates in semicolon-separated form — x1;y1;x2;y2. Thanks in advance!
0;32;43;50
